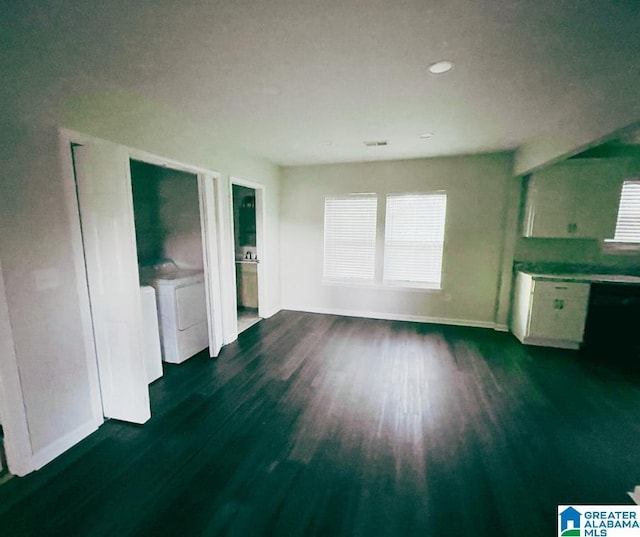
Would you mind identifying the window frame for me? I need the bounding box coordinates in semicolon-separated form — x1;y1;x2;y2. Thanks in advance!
603;179;640;253
322;193;378;283
382;191;447;290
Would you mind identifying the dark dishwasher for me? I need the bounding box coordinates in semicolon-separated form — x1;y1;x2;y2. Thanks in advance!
583;283;640;368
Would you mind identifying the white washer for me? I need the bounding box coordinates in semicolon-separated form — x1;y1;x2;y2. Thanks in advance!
141;266;208;364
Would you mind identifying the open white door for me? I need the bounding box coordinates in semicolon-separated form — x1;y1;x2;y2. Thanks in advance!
73;142;151;424
199;174;224;357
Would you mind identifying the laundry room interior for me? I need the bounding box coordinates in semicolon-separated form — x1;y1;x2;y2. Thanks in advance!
131;160;204;272
130;160;210;377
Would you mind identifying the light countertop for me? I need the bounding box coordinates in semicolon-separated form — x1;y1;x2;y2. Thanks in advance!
520;271;640;285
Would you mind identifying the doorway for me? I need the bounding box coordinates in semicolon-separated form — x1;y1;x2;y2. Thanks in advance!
231;182;263;333
130;160;209;368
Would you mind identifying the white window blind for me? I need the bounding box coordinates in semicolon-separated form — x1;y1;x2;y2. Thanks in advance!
383;193;447;287
611;180;640;243
323;194;377;281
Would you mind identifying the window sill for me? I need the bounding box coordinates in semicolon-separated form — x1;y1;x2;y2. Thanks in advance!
322;279;442;292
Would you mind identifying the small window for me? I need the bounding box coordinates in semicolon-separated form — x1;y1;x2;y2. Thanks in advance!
607;180;640;244
323;194;377;282
383;193;447;288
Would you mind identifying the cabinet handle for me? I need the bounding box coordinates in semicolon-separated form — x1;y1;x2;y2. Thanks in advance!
554;286;568;290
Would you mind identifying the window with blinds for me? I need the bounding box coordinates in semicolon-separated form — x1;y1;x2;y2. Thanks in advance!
610;180;640;243
383;193;447;288
323;194;377;281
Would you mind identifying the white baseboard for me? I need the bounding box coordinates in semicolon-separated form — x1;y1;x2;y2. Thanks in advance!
283;305;497;330
493;324;510;332
260;306;281;319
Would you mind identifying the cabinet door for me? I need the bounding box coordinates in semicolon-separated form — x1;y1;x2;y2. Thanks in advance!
241;264;258;308
523;168;576;238
573;160;625;239
511;272;534;342
528;282;590;342
523;160;625;239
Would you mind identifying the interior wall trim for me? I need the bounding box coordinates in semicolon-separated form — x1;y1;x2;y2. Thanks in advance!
282;306;497;330
260;306;282;319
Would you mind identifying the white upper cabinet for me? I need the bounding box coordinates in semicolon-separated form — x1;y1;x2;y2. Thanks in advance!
522;159;627;239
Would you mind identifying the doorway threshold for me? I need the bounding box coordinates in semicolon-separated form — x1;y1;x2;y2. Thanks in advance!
237;308;261;333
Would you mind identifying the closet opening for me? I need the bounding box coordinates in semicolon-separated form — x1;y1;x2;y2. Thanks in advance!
131;160;209;369
68;135;224;427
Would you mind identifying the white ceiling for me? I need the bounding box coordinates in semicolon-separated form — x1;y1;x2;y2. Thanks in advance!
5;0;640;165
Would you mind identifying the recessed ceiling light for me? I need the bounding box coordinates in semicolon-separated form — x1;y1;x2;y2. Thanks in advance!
428;60;454;75
419;132;434;139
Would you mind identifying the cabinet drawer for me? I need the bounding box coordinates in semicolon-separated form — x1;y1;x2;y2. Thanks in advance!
532;280;590;299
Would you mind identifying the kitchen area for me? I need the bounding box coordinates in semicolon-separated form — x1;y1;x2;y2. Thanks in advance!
510;136;640;367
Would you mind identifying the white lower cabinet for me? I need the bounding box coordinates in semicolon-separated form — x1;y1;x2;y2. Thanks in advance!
511;272;590;349
236;262;258;309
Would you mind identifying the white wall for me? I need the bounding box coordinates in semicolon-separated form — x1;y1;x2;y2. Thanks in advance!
0;90;281;474
0;125;102;472
158;169;204;270
280;154;513;327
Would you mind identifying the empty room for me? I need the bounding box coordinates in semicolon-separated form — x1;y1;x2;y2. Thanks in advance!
1;1;640;536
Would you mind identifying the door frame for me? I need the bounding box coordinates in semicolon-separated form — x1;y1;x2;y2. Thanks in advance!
127;149;225;357
60;128;226;394
229;177;267;322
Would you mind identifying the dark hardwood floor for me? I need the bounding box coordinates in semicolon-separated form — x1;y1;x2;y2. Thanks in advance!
1;310;640;536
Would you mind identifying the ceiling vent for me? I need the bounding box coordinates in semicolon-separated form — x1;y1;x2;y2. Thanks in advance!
363;140;388;147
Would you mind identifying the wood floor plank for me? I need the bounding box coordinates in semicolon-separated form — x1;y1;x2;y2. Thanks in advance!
1;311;640;536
